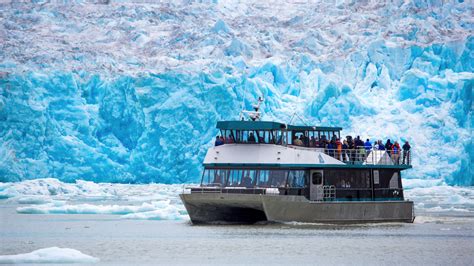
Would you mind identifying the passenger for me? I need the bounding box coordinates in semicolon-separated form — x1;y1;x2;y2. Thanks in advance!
336;138;342;160
358;142;366;162
364;139;372;152
402;141;411;164
299;135;306;146
241;175;253;188
309;136;316;147
215;136;224;146
347;136;355;163
342;140;349;162
393;141;401;164
319;138;326;148
293;135;302;146
340;180;346;188
378;140;385;150
355;136;365;162
327;140;335;157
321;135;327;143
248;132;256;143
303;135;309;147
226;135;234;144
355;136;364;149
373;140;379;150
385;139;393;156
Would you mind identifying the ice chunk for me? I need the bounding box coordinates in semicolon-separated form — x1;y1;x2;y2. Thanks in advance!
6;179;188;220
212;19;231;34
0;247;99;264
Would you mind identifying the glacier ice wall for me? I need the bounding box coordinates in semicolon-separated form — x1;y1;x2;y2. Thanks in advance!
0;1;472;185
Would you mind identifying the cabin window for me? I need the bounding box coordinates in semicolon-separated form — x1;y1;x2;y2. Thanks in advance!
324;169;371;188
202;168;292;188
242;170;256;187
287;170;307;188
201;169;228;187
376;170;401;189
229;169;243;186
269;170;288;187
258;170;269;187
389;172;399;189
312;172;323;185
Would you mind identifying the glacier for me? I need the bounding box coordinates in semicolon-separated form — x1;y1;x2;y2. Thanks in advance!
0;1;472;185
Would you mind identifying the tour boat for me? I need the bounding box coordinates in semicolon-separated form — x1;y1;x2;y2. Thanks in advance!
180;100;414;224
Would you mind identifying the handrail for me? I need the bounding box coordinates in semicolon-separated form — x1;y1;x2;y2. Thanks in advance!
323;148;412;166
187;187;268;195
323;185;336;200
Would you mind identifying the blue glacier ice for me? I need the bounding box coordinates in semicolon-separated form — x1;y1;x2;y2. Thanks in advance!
0;1;472;185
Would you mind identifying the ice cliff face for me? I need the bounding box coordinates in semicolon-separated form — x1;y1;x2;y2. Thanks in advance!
0;1;472;184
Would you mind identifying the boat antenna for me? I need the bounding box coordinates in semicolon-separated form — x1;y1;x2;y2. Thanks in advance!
240;97;264;121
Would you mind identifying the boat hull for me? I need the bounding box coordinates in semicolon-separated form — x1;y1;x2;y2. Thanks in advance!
261;195;415;223
179;193;266;224
180;193;415;224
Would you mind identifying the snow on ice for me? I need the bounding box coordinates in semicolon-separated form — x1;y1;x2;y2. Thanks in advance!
0;247;99;264
0;178;188;220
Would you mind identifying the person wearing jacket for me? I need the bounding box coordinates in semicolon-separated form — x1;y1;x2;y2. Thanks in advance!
378;140;385;150
215;136;224;146
402;141;411;164
393;141;401;164
342;140;349;162
336;138;342;161
364;139;372;152
327;140;336;158
385;139;393;156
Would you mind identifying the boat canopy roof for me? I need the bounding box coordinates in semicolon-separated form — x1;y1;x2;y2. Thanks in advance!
216;120;341;131
287;125;342;131
216;121;286;130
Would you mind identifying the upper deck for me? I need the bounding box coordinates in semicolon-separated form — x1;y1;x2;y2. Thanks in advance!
212;120;412;169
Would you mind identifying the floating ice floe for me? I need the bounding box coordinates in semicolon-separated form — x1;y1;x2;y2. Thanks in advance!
3;178;189;221
16;199;188;221
0;247;99;264
2;178;474;217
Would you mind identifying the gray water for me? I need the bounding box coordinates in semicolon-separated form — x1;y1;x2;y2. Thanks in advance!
1;201;474;265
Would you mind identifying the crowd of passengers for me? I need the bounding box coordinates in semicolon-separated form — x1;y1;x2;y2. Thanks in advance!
293;134;411;165
214;132;259;146
214;133;411;165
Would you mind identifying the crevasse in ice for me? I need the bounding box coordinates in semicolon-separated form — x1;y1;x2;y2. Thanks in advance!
0;1;472;185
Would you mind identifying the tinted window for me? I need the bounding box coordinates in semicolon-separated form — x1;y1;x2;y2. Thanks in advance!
312;172;322;185
288;170;307;187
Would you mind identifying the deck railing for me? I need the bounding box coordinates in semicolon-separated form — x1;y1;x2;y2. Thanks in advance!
323;149;412;166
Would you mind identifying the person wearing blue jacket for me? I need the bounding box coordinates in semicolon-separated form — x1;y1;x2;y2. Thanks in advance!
378;140;385;150
364;139;372;151
215;136;224;146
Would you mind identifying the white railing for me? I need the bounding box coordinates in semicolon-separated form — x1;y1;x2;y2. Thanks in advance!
323;185;336;200
323;149;412;166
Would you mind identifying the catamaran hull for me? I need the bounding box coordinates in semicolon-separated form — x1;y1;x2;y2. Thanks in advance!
180;193;415;224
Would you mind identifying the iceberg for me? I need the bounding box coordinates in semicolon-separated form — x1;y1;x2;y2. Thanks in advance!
0;1;472;185
0;247;99;264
